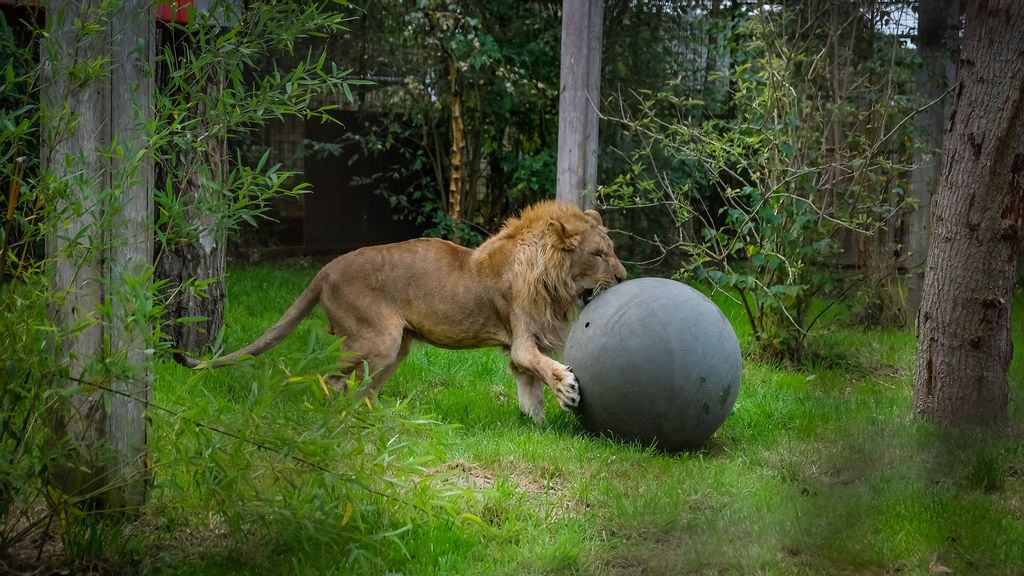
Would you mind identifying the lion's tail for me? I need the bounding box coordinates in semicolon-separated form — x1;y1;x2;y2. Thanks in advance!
173;274;324;369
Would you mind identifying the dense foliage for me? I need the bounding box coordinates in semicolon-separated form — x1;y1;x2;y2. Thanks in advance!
602;2;918;360
275;0;701;240
0;1;462;568
257;1;922;361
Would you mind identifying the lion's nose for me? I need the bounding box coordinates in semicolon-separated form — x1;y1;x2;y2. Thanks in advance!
615;269;627;283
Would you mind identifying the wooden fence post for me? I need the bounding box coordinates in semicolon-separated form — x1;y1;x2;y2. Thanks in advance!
557;0;604;208
106;0;155;510
42;0;153;511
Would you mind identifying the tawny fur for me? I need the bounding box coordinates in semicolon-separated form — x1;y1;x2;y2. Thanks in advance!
177;200;626;421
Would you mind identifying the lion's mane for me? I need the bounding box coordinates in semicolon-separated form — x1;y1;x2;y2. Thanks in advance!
473;201;593;350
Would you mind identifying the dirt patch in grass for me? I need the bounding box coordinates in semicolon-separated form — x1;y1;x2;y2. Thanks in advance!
433;460;498;490
432;459;588;519
499;459;589;519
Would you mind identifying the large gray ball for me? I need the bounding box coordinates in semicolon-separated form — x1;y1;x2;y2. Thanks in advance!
564;278;742;452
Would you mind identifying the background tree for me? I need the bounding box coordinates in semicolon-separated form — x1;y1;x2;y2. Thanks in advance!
601;2;917;361
905;0;960;318
154;16;229;355
912;0;1024;426
347;0;563;239
309;0;695;239
153;2;358;353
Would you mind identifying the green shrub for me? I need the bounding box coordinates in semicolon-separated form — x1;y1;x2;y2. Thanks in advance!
603;6;915;362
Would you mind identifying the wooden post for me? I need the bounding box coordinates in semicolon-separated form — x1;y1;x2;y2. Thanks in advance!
557;0;603;208
581;0;603;211
42;0;153;510
106;0;154;510
42;0;110;503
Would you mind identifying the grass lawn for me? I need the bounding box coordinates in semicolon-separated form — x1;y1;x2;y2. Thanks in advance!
151;260;1024;575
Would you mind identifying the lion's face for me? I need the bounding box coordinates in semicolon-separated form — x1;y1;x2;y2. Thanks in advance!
569;211;627;304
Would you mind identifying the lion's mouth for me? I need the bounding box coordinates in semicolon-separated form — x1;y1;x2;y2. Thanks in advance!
579;287;598;306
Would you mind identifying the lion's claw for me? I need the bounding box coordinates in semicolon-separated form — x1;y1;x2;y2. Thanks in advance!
557;370;581;410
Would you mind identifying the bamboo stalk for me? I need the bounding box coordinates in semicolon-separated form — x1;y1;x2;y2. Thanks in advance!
1;156;26;280
448;57;465;237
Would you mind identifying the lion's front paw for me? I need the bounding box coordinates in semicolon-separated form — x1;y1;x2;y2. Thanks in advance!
554;367;581;410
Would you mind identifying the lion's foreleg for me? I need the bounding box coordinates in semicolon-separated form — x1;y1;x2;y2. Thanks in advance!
509;338;580;411
509;363;545;423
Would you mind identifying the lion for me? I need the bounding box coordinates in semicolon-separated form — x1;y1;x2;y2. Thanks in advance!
176;200;627;422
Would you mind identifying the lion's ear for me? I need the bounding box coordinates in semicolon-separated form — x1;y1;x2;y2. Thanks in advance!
548;219;580;249
583;210;603;227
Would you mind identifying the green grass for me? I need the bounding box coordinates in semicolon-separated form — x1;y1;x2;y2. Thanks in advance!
148;262;1024;575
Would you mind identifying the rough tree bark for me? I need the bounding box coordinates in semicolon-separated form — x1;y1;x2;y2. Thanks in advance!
155;64;227;355
906;0;960;319
43;0;153;508
556;0;603;209
154;182;226;355
913;0;1024;426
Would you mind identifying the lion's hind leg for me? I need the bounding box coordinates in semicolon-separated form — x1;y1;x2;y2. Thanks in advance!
509;362;545;423
329;327;412;402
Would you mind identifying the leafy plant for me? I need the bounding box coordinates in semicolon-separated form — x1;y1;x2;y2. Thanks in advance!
603;6;915;362
296;1;704;241
150;1;371;249
0;273;60;559
0;10;40;284
0;1;465;569
152;361;457;572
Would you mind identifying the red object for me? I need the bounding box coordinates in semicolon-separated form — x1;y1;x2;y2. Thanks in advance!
156;0;192;24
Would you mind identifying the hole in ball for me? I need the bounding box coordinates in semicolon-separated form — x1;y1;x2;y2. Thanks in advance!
584;322;591;328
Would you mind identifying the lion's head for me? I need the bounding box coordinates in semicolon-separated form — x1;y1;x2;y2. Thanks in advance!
477;201;626;348
565;209;628;305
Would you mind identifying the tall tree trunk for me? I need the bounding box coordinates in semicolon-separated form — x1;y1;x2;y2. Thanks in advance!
43;0;153;508
906;0;960;319
156;68;226;354
556;0;603;208
913;0;1024;427
155;192;225;354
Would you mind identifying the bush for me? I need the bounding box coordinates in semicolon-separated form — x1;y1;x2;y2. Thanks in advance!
0;1;465;569
603;6;915;362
